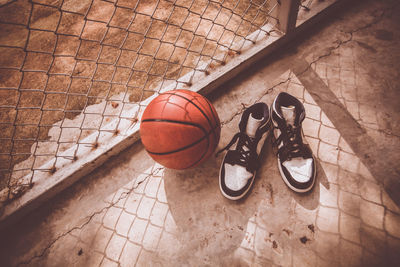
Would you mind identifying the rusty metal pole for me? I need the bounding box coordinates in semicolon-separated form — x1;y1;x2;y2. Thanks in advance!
277;0;301;33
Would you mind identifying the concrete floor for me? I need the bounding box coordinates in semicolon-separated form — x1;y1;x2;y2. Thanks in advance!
1;0;400;266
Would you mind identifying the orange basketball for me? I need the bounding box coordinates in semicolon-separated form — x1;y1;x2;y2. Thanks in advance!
140;90;221;170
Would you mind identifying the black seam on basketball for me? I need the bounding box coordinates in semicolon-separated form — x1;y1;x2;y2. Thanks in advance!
141;118;206;130
184;123;221;169
201;99;220;162
161;92;213;127
204;97;219;127
146;134;208;155
159;92;220;161
161;92;218;141
183;142;209;169
141;119;210;156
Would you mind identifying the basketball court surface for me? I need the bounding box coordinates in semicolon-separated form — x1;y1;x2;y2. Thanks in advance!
1;0;400;266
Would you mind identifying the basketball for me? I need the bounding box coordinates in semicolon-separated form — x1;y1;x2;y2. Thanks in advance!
140;90;221;170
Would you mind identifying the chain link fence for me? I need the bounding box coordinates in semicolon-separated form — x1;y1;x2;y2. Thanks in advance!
0;0;280;205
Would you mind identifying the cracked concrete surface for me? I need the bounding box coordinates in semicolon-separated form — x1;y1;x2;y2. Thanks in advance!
1;0;400;266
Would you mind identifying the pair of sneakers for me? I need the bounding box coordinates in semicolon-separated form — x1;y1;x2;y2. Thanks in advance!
217;92;316;200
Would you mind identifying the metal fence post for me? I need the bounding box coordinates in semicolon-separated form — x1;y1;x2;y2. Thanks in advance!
277;0;301;33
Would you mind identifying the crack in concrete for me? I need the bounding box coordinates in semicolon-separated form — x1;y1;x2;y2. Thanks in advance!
16;167;164;266
220;77;291;126
362;124;400;139
221;2;394;128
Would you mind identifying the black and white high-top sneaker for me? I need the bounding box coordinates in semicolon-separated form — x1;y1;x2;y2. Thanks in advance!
217;103;271;200
271;92;316;193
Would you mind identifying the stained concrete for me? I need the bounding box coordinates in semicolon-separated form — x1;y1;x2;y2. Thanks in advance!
0;0;400;266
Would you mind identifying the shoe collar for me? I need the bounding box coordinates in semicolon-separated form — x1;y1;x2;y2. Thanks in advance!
272;92;305;126
239;102;270;137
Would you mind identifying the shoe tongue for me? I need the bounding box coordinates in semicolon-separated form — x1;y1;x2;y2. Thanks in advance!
245;113;263;138
281;105;296;126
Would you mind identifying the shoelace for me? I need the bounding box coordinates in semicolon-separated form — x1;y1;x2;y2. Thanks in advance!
275;124;305;161
216;132;256;165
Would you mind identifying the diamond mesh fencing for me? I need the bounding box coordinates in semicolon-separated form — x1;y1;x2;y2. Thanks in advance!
0;0;279;204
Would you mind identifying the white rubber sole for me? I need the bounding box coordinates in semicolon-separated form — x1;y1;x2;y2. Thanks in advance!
218;152;256;200
218;131;271;200
277;155;316;193
219;171;256;201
